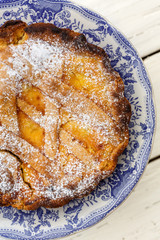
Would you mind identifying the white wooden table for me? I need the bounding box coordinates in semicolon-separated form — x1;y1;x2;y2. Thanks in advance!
62;0;160;239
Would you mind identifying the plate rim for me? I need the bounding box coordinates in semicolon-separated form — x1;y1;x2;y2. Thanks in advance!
0;0;156;239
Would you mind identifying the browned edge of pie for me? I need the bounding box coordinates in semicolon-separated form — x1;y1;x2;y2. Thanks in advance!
0;20;131;210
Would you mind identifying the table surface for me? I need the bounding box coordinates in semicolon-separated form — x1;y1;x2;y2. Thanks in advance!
61;0;159;240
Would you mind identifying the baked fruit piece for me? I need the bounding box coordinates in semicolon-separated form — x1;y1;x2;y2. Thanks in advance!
0;20;131;210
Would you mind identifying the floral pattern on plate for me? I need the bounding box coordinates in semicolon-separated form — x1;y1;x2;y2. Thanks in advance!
0;0;155;239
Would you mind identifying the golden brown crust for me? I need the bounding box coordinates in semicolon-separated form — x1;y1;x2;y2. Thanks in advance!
0;20;27;46
0;20;131;210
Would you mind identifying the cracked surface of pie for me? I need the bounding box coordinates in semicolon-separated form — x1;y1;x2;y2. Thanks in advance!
0;20;131;210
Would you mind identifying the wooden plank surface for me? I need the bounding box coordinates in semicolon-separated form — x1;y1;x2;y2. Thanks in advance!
64;159;160;240
144;53;160;159
73;0;160;58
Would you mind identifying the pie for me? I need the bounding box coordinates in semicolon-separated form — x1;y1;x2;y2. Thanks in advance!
0;20;131;210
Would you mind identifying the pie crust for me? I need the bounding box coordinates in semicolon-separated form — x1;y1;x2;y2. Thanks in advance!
0;20;131;210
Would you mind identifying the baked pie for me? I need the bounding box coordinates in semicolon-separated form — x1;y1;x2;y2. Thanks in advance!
0;20;131;210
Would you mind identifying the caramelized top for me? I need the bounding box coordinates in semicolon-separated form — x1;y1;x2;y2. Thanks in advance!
0;21;131;210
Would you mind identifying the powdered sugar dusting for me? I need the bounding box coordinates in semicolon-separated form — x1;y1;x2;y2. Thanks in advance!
0;28;128;209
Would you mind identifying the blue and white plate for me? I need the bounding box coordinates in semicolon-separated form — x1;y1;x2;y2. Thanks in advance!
0;1;155;239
